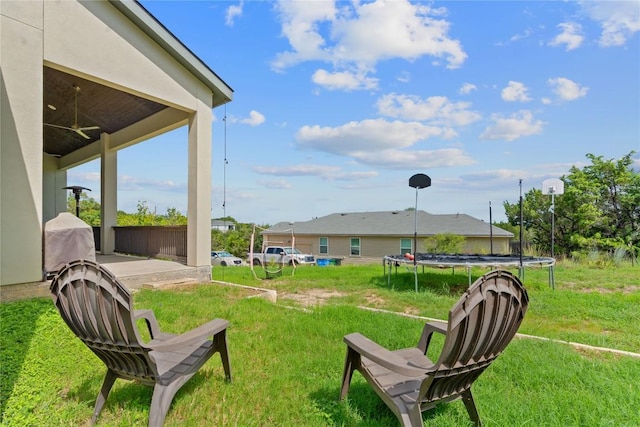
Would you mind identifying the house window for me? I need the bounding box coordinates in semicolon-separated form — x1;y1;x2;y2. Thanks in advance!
350;238;361;256
319;237;328;254
400;238;412;254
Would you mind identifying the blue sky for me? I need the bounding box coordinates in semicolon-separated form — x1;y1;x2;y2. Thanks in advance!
70;0;640;225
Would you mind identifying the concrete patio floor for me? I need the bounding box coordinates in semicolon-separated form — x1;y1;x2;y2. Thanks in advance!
0;254;211;302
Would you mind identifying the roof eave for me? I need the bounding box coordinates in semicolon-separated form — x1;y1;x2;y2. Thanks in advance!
109;0;234;108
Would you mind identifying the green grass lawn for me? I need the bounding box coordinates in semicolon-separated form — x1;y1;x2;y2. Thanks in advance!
1;263;639;426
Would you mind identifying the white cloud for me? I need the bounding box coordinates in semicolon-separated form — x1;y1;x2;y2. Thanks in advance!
480;110;545;141
311;69;378;91
549;22;584;51
579;0;640;47
254;164;341;177
397;71;411;83
296;118;447;154
510;28;533;42
68;171;100;183
459;83;477;95
376;93;481;127
501;81;531;102
225;2;243;27
229;110;266;126
294;118;475;169
118;175;186;192
548;77;588;101
258;179;292;189
350;147;475;169
253;164;378;181
272;0;467;88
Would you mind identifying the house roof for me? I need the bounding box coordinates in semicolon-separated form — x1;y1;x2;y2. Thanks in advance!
264;211;513;238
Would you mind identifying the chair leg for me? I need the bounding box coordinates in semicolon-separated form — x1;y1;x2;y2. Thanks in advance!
92;369;117;424
214;331;232;382
340;347;360;400
399;403;425;427
149;383;180;427
461;389;482;427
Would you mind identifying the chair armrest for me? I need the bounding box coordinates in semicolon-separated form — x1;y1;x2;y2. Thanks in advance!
417;320;447;353
344;333;433;377
149;318;229;352
134;309;161;339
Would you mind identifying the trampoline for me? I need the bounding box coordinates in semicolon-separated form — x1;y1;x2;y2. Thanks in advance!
383;253;556;288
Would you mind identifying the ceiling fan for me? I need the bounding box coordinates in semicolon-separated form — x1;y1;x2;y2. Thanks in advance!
45;85;100;140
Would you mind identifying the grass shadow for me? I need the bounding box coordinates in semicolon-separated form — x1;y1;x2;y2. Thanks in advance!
309;382;396;426
0;298;53;420
369;267;479;296
309;383;453;426
67;366;211;419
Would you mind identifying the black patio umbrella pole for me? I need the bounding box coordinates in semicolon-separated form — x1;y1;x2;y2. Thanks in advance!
409;173;431;292
63;186;91;217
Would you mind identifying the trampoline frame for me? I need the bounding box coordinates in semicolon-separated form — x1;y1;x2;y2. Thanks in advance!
383;253;556;288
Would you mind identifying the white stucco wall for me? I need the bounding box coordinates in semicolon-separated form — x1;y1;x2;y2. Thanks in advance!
1;1;46;285
1;0;219;285
42;156;67;224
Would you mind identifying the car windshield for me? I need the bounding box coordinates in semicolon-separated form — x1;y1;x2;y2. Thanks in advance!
283;247;302;254
214;251;233;257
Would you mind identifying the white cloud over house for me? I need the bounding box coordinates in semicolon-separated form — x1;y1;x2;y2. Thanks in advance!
548;77;588;101
549;22;584;50
480;110;545;142
271;0;467;91
501;81;531;102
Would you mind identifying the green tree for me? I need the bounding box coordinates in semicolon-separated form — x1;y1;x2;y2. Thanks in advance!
504;151;639;258
161;207;187;225
67;192;101;226
422;233;466;254
211;219;266;258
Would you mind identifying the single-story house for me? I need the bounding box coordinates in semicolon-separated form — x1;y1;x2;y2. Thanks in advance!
261;211;514;259
1;1;232;287
211;219;235;232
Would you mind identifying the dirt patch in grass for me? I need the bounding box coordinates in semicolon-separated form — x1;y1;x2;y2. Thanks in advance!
575;285;640;294
364;293;386;306
279;289;346;306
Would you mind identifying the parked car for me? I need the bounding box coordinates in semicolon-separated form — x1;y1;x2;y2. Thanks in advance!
248;246;315;266
211;250;244;267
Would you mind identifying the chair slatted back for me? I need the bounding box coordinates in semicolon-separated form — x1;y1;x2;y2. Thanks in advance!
50;260;157;382
423;270;528;402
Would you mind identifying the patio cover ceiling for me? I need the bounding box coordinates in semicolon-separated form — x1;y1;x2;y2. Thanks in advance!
43;66;168;158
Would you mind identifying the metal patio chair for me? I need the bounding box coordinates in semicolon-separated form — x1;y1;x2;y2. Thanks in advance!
340;270;528;426
50;259;231;426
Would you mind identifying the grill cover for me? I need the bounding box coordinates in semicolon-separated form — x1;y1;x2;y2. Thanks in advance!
44;212;96;274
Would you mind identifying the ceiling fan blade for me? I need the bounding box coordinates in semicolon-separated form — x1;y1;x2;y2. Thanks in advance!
44;123;74;131
74;129;91;140
46;86;99;141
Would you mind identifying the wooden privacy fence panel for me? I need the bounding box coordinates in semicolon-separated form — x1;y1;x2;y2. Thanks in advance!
113;226;187;261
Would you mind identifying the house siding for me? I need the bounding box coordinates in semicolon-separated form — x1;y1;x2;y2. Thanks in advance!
263;233;512;259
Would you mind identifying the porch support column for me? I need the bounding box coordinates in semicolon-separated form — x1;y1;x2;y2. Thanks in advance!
186;102;212;269
100;133;117;254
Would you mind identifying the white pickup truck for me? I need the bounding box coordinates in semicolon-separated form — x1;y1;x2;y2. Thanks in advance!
249;246;316;266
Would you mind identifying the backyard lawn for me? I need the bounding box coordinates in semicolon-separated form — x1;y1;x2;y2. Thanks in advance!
1;262;639;426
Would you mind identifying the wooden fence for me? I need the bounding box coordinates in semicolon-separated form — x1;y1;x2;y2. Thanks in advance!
93;226;188;262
